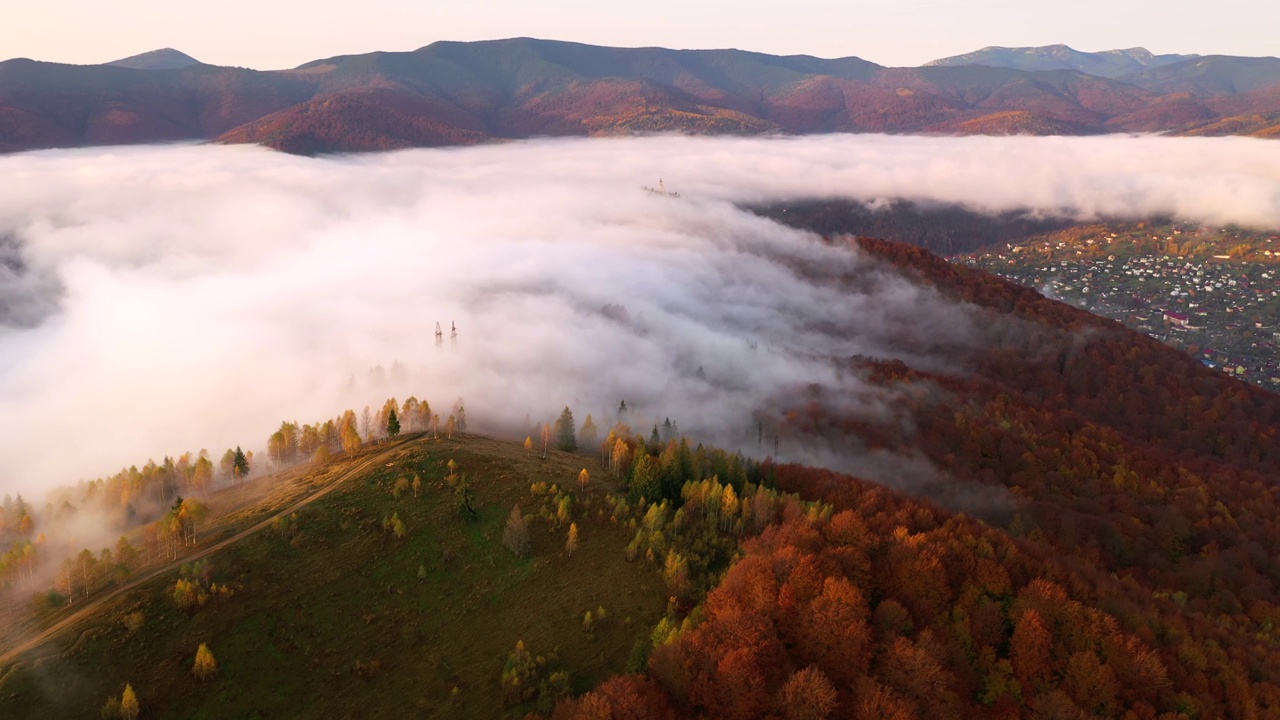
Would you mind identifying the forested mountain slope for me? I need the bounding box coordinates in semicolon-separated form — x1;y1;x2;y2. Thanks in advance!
3;38;1280;155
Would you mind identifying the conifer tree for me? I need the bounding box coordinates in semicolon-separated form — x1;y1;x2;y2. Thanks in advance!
387;408;400;439
454;480;476;520
193;643;218;680
555;407;578;452
232;447;250;483
377;398;398;439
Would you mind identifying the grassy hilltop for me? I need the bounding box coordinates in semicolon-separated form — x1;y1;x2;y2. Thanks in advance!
0;433;666;719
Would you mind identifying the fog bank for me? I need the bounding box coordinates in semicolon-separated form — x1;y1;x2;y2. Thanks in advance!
2;133;1279;497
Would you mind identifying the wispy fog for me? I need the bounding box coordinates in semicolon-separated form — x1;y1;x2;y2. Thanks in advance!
2;134;1279;498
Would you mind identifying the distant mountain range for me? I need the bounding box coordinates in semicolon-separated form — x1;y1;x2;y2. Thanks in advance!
2;39;1278;155
925;44;1200;79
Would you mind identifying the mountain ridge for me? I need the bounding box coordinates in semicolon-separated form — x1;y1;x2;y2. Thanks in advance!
2;38;1279;155
925;44;1201;78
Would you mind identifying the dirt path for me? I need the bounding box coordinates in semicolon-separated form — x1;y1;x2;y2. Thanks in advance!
0;440;412;670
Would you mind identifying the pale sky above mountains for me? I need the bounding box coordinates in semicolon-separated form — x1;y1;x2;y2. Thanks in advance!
4;0;1277;69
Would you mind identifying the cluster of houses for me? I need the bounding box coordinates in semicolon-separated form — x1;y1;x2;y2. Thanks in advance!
959;224;1280;392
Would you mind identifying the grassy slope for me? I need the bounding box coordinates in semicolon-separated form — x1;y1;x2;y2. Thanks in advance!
0;434;665;719
0;439;419;662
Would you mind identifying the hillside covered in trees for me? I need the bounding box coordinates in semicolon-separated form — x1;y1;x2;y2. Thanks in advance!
3;233;1280;718
3;38;1280;155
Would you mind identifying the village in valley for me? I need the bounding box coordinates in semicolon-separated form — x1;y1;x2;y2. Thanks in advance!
956;221;1280;392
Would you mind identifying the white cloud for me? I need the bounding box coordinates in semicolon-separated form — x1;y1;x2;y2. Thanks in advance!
1;133;1278;500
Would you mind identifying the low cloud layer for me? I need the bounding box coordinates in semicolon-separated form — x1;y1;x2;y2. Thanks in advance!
1;133;1279;498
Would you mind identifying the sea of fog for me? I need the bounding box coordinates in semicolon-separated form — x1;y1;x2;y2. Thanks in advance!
2;133;1280;498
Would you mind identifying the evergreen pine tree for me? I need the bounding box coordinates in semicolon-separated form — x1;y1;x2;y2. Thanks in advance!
387;408;401;438
555;407;578;452
454;480;476;520
232;447;250;482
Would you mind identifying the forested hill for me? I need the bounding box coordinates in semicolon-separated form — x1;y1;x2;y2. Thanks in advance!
3;38;1280;155
557;235;1280;718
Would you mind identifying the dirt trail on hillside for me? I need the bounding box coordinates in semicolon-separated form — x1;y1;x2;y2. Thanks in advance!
0;440;414;670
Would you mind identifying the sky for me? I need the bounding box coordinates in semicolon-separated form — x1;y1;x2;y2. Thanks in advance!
3;0;1277;69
